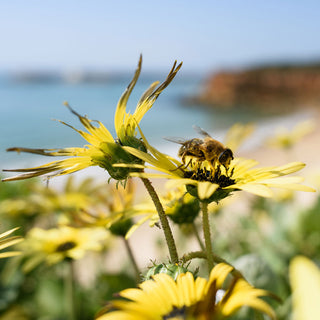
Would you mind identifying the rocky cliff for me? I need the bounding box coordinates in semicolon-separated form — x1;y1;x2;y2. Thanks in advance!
194;63;320;112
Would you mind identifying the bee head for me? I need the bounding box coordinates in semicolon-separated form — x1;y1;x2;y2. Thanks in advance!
218;148;234;167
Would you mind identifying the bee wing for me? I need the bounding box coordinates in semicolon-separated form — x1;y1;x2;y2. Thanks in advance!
163;136;188;145
192;125;212;138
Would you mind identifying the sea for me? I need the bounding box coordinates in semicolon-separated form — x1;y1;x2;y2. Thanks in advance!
0;71;314;184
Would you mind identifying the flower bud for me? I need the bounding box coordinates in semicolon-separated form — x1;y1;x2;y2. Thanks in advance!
144;263;189;281
167;194;200;224
109;218;133;237
93;140;147;181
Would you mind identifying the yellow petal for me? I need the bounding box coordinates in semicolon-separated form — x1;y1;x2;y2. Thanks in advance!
266;183;316;192
114;55;142;136
129;172;177;179
234;183;273;197
208;263;234;289
125;214;154;239
222;295;276;319
133;61;182;125
194;277;208;300
197;182;219;200
261;176;304;184
224;123;255;152
176;272;196;306
0;251;21;258
0;227;20;240
275;162;306;175
0;237;23;250
153;273;181;308
220;279;276;319
290;256;320;320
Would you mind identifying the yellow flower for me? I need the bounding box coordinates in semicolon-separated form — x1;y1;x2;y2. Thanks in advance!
266;119;315;150
123;185;200;239
96;263;276;320
0;227;23;258
289;256;320;320
20;225;109;271
75;180;142;232
0;176;100;219
161;186;200;224
117;126;315;202
2;56;182;183
224;122;255;152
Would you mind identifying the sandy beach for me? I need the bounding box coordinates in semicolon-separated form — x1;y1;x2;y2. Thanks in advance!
243;108;320;187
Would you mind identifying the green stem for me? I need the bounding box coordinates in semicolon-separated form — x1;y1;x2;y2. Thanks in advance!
182;250;207;261
192;221;205;251
141;178;179;263
123;237;140;282
182;250;245;279
65;260;76;320
201;201;214;272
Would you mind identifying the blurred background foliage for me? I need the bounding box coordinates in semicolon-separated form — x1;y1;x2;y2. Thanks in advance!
0;151;318;319
1;2;320;318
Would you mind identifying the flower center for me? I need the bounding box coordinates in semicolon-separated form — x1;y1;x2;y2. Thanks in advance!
56;241;77;252
163;306;186;319
184;164;235;188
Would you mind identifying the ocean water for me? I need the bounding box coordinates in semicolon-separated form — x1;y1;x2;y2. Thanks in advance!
0;72;314;176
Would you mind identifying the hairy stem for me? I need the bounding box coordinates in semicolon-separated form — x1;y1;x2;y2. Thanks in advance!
182;250;207;261
201;201;214;272
123;237;140;282
182;250;244;279
141;178;179;263
65;260;76;320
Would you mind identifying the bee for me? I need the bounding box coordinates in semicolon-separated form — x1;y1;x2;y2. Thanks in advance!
165;126;234;172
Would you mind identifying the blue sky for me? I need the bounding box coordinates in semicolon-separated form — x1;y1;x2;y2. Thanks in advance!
1;0;320;73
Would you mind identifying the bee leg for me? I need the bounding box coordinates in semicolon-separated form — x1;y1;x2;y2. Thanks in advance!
194;166;204;180
185;158;193;169
223;164;228;174
222;164;228;174
191;170;198;179
170;158;192;171
170;163;184;171
224;165;234;177
208;160;214;171
217;165;221;176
